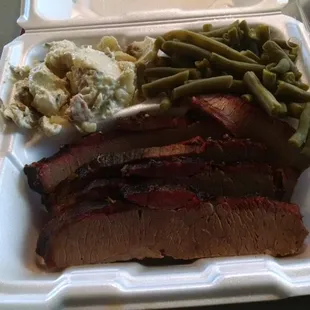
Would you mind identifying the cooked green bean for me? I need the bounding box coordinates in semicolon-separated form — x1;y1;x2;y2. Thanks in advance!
289;103;310;147
243;71;283;116
263;40;301;79
229;80;247;94
155;36;165;50
273;38;299;50
260;53;270;65
282;71;295;84
136;63;146;93
162;41;212;61
202;24;213;32
195;58;210;70
256;24;270;46
270;58;291;74
160;97;172;111
172;75;233;100
142;71;189;98
278;102;288;117
201;20;239;37
275;81;310;103
262;69;277;91
295;81;310;91
240;50;261;62
287;103;304;119
290;46;299;56
144;67;201;79
241;94;254;103
210;53;265;77
199;36;229;45
163;30;256;63
281;72;309;91
239;20;258;40
226;27;241;47
288;53;297;63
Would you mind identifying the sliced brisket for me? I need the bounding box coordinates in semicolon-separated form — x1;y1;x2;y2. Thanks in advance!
37;197;308;269
44;137;269;209
45;162;297;215
192;94;310;170
73;137;268;182
24;119;227;194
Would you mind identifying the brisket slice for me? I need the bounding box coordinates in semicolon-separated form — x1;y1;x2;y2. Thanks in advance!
73;137;268;183
192;94;310;171
45;137;268;209
45;162;297;215
24;119;227;194
36;197;308;269
122;160;298;200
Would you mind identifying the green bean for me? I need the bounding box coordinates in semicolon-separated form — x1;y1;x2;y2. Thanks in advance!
262;69;277;91
160;97;172;111
136;63;146;94
282;71;295;84
239;20;258;40
195;59;213;77
202;24;213;32
199;36;229;45
226;27;241;47
195;58;210;70
162;41;212;61
289;103;310;147
281;72;309;91
288;53;297;63
275;81;310;103
241;94;254;103
290;46;299;56
163;30;256;63
201;20;239;37
142;71;189;98
278;102;288;117
144;67;201;80
155;36;165;50
172;75;233;100
243;71;283;116
263;40;302;79
256;24;270;46
273;38;299;50
287;103;304;119
209;53;265;77
229;80;247;94
260;53;270;65
240;50;261;62
295;81;310;91
269;58;291;74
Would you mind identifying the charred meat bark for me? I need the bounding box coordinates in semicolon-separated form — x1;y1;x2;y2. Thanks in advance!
192;94;309;170
24;118;227;194
37;197;308;269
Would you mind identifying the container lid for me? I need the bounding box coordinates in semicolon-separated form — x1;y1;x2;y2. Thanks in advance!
18;0;289;31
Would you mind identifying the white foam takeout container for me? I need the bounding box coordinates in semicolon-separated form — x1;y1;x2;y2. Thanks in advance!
1;0;310;309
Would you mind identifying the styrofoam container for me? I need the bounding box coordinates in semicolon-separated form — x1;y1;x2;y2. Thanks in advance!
1;0;310;309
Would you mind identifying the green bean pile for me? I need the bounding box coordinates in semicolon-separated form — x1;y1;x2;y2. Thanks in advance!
137;20;310;153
